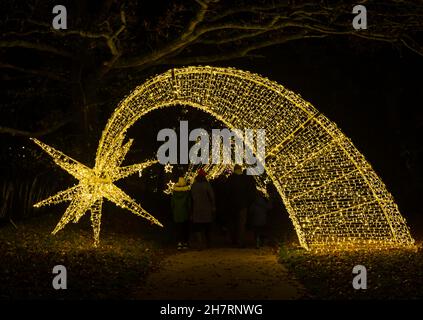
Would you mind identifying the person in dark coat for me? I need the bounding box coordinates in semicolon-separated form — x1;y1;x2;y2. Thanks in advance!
211;173;229;233
226;164;256;247
190;169;215;249
171;177;191;250
249;190;272;248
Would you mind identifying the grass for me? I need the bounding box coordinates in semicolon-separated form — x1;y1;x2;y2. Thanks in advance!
5;208;422;300
0;212;165;300
279;242;423;299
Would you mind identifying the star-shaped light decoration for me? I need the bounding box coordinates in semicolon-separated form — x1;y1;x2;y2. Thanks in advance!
163;180;175;195
164;163;173;173
31;137;162;246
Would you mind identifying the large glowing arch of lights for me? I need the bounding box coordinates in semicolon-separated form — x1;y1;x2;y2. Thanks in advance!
33;66;414;250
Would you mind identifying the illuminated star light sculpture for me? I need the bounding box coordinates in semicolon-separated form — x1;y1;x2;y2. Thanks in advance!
31;137;162;246
33;66;415;251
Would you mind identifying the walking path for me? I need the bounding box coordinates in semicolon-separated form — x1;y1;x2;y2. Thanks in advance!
135;247;305;299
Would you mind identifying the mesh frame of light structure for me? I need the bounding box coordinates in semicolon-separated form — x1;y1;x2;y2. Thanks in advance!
31;137;162;246
34;66;414;250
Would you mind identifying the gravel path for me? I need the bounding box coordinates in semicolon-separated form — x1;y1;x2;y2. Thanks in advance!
135;247;305;300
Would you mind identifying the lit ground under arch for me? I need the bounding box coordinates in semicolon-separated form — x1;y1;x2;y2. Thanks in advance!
94;66;414;250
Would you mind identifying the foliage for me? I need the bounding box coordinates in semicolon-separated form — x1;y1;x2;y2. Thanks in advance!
280;242;423;299
0;213;162;299
0;175;60;220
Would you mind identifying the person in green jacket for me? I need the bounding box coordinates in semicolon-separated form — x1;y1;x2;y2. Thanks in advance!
171;176;191;250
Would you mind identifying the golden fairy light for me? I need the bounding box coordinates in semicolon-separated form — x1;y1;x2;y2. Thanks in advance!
34;66;414;250
164;180;176;195
164;163;174;173
31;137;162;246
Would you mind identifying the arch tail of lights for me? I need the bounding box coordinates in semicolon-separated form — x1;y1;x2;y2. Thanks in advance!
34;66;414;250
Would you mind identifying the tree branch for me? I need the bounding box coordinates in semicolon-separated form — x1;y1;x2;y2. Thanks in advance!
115;0;213;69
0;62;69;82
165;33;327;65
0;118;73;137
114;1;423;71
401;35;423;57
0;40;74;58
17;17;126;59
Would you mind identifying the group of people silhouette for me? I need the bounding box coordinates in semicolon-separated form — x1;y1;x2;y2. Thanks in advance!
170;164;272;250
